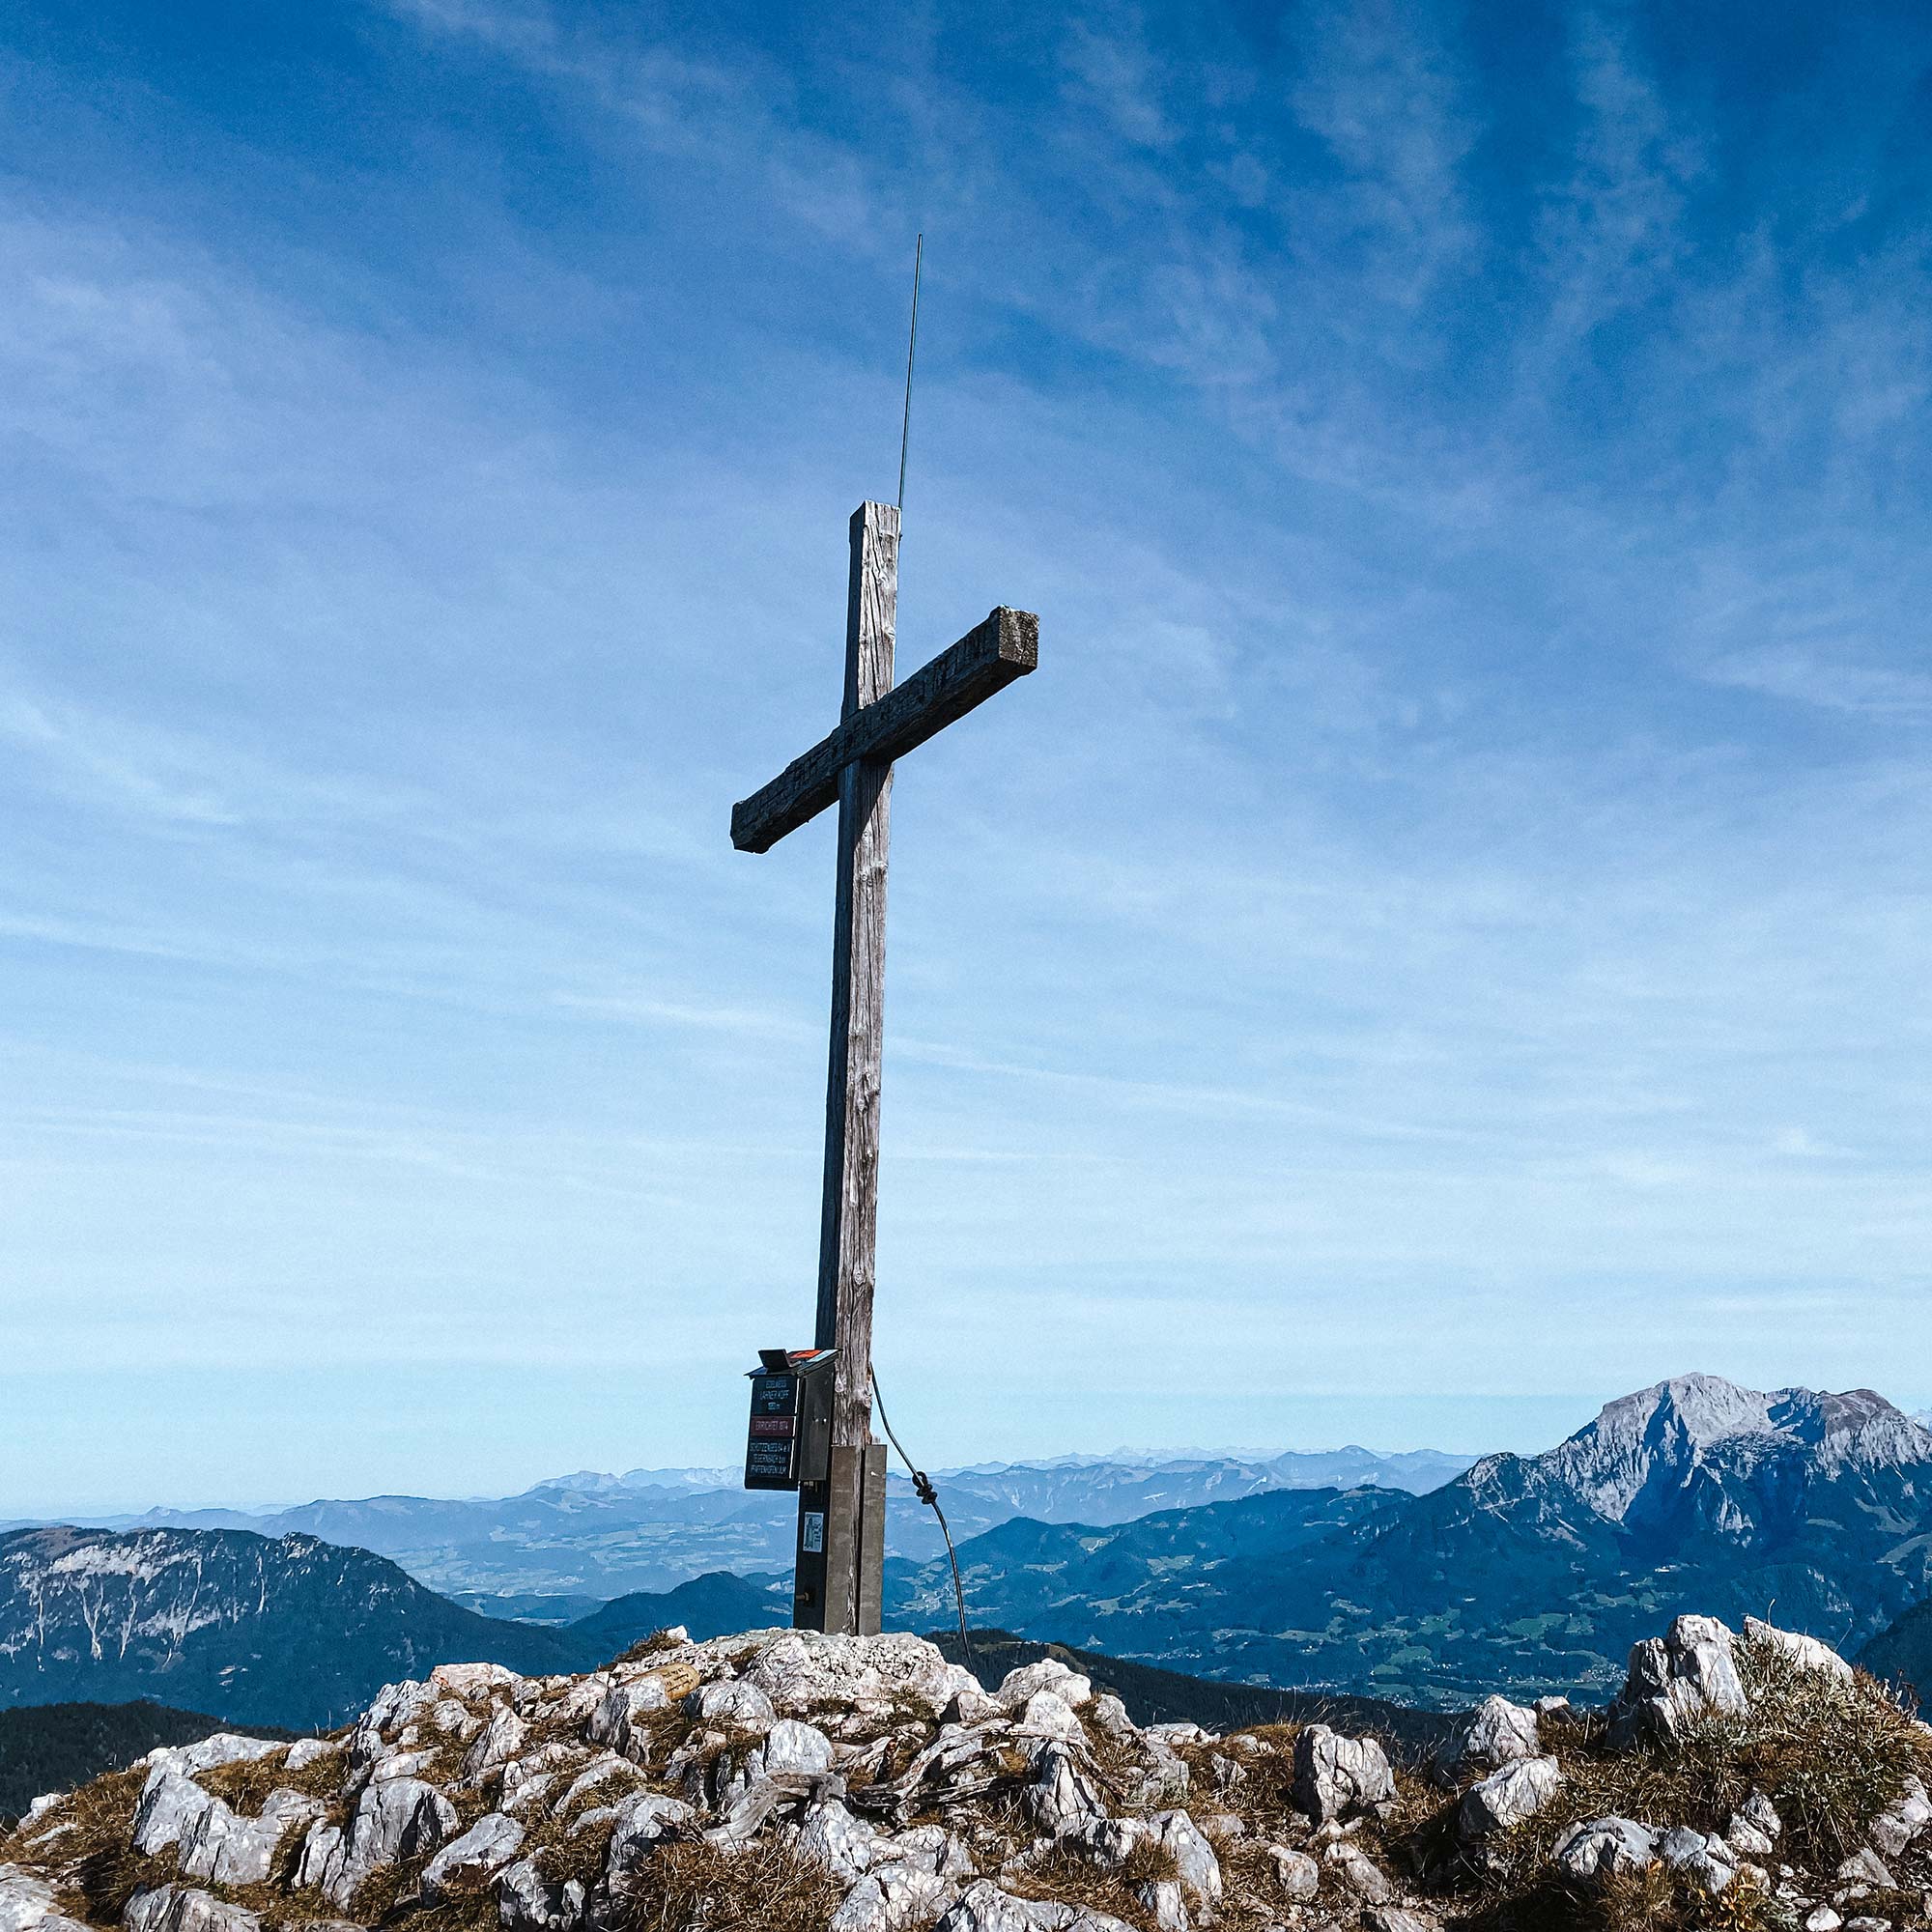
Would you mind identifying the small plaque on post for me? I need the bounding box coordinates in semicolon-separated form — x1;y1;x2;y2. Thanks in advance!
743;1348;836;1492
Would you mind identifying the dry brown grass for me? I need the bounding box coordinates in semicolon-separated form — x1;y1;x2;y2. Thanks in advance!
198;1743;349;1818
1389;1634;1932;1930
1492;1637;1932;1877
607;1633;695;1668
22;1766;164;1924
1002;1835;1170;1932
604;1837;844;1932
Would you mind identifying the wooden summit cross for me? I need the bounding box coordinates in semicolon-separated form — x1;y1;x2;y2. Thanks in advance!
732;501;1037;1634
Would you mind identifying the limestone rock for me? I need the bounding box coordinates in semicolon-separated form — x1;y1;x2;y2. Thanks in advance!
601;1792;696;1890
1264;1845;1321;1900
495;1859;585;1932
1744;1616;1854;1684
1609;1615;1749;1746
158;1736;285;1777
459;1705;526;1784
931;1884;1075;1932
1659;1826;1737;1893
827;1861;957;1932
1457;1755;1564;1838
180;1789;325;1886
123;1889;260;1932
584;1680;668;1758
685;1679;777;1730
1552;1816;1660;1884
1322;1840;1394;1903
554;1754;636;1814
1867;1774;1930;1859
1292;1725;1396;1823
431;1662;522;1699
1440;1694;1541;1776
420;1813;526;1898
1834;1846;1894;1889
131;1770;216;1859
1013;1691;1085;1745
743;1630;972;1717
1023;1743;1108;1836
0;1864;88;1932
1150;1811;1221;1914
995;1661;1094;1711
314;1776;458;1905
797;1799;879;1884
748;1717;835;1779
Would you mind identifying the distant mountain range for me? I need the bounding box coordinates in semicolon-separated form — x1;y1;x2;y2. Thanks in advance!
0;1525;785;1728
8;1446;1472;1613
7;1377;1927;1731
888;1375;1932;1710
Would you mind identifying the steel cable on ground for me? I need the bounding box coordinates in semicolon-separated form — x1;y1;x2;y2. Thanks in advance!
868;1363;973;1668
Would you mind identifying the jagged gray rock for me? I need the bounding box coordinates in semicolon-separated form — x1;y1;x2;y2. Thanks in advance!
798;1798;880;1883
1609;1613;1749;1746
180;1788;323;1886
1265;1844;1321;1899
1867;1773;1930;1859
1440;1694;1541;1776
0;1864;88;1932
1658;1825;1738;1892
1322;1838;1395;1902
1456;1755;1563;1838
496;1859;584;1932
1552;1815;1660;1883
420;1811;525;1898
124;1889;260;1932
828;1861;957;1932
1149;1809;1220;1913
1293;1724;1396;1822
1023;1742;1107;1835
686;1678;777;1729
995;1661;1094;1711
1745;1615;1855;1684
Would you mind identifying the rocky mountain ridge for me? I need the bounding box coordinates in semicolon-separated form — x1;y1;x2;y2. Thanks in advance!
891;1377;1932;1710
2;1611;1928;1931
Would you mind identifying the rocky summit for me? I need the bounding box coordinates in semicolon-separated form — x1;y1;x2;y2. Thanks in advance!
4;1613;1931;1932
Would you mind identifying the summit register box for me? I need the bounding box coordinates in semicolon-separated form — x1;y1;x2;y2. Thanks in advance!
743;1348;835;1492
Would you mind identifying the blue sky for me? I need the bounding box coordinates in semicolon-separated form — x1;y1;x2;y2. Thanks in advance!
4;0;1930;1514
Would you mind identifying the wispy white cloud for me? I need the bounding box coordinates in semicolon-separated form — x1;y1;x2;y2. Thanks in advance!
5;0;1932;1505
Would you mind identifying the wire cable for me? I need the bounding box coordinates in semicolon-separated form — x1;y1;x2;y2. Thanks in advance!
896;235;923;513
869;1361;972;1667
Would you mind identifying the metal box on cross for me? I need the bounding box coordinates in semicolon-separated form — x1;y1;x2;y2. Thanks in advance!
743;1347;834;1491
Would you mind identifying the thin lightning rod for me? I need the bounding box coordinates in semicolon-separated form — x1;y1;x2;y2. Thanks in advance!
896;234;923;513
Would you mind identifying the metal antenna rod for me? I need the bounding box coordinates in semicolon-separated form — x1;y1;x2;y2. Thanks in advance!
896;234;923;513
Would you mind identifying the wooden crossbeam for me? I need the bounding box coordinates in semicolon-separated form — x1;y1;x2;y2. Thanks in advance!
731;606;1038;854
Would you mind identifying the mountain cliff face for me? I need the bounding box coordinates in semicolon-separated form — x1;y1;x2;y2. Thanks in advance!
1525;1374;1932;1534
0;1529;579;1729
892;1376;1932;1710
1861;1598;1932;1700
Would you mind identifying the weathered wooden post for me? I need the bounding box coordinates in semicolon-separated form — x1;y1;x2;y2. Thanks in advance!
732;505;1037;1634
